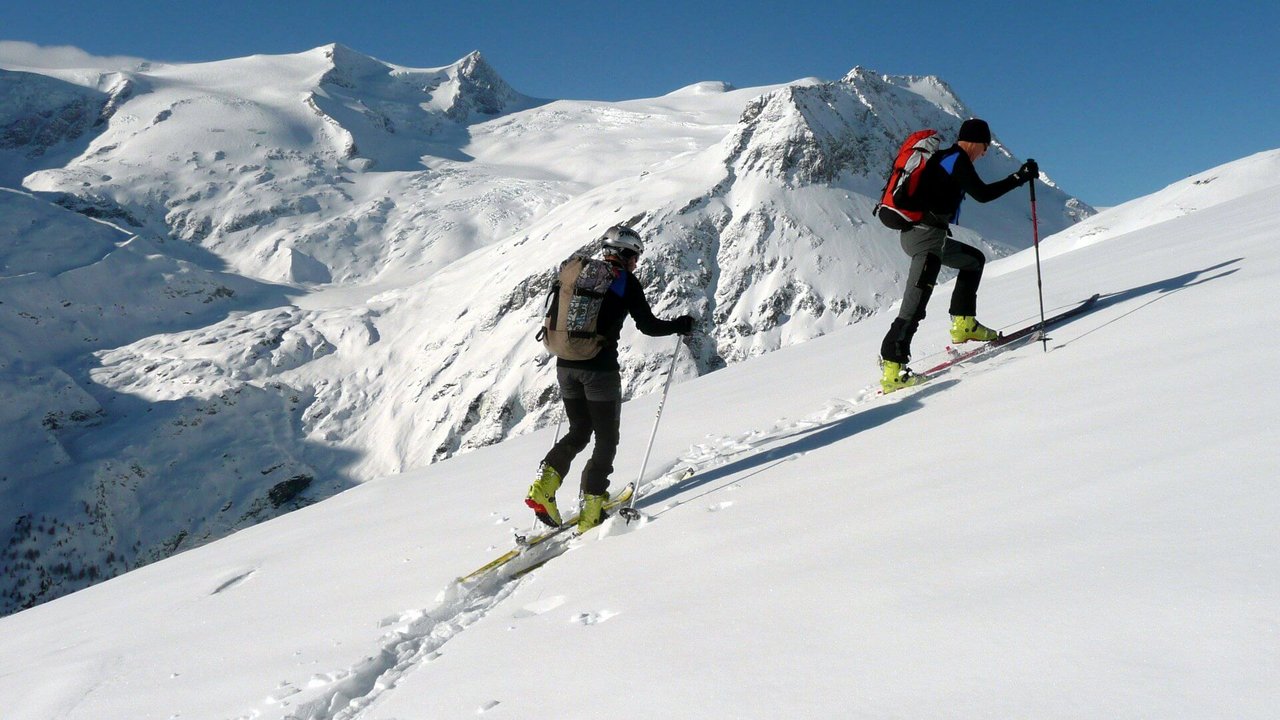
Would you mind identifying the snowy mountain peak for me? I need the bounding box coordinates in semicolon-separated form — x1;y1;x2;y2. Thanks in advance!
313;43;526;124
727;69;979;185
665;80;737;96
437;49;526;121
451;49;490;77
839;64;879;84
881;73;967;119
315;42;396;89
320;41;375;62
836;67;968;122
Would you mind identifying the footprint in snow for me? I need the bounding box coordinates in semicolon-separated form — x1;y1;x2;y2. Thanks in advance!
378;608;425;628
211;568;257;595
511;595;566;619
572;610;619;625
818;399;857;420
267;681;300;702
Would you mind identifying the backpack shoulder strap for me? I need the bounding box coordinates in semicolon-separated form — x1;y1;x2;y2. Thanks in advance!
608;267;627;297
938;148;963;175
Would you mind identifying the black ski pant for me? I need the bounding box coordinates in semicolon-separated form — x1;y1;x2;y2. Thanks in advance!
880;224;986;363
543;366;622;496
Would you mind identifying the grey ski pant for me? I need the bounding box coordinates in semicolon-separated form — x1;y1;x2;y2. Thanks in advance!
880;224;986;363
543;366;622;496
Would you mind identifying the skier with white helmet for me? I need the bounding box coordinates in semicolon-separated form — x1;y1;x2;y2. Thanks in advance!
527;225;695;532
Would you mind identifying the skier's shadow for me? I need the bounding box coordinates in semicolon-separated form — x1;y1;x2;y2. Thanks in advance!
639;259;1242;513
1095;257;1240;309
639;380;958;514
1054;257;1241;347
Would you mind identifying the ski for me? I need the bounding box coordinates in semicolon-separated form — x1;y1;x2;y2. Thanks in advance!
456;483;635;585
920;293;1100;377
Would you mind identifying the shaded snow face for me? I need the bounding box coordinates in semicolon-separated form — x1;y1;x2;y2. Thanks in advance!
0;68;135;186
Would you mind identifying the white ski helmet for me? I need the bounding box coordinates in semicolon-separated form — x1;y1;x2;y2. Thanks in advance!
601;225;644;257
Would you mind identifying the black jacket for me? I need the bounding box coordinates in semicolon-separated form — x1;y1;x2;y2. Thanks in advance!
557;264;683;372
917;145;1022;227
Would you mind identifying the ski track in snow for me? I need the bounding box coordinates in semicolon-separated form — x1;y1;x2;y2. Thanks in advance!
243;574;524;720
246;344;1017;720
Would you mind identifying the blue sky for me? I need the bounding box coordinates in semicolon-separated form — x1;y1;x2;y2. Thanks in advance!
3;0;1277;207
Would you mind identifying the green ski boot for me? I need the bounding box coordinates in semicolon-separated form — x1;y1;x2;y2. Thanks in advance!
577;492;610;533
880;359;926;394
525;462;563;527
950;315;999;343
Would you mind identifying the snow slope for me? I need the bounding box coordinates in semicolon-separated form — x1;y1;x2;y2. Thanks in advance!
0;152;1275;719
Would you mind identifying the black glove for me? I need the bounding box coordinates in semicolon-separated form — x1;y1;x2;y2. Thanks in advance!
1015;158;1039;184
672;315;696;336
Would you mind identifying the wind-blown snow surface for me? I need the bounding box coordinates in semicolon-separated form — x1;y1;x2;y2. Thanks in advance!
1;152;1275;719
1;44;1096;615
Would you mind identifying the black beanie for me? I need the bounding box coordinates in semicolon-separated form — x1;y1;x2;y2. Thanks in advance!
957;118;991;145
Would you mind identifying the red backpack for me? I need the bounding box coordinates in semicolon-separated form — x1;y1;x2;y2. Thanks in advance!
874;129;940;230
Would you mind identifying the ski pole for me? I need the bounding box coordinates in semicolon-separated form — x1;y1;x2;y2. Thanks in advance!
619;335;683;523
1029;173;1048;352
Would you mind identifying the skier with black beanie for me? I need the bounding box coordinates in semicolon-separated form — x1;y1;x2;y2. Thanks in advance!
879;118;1039;393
